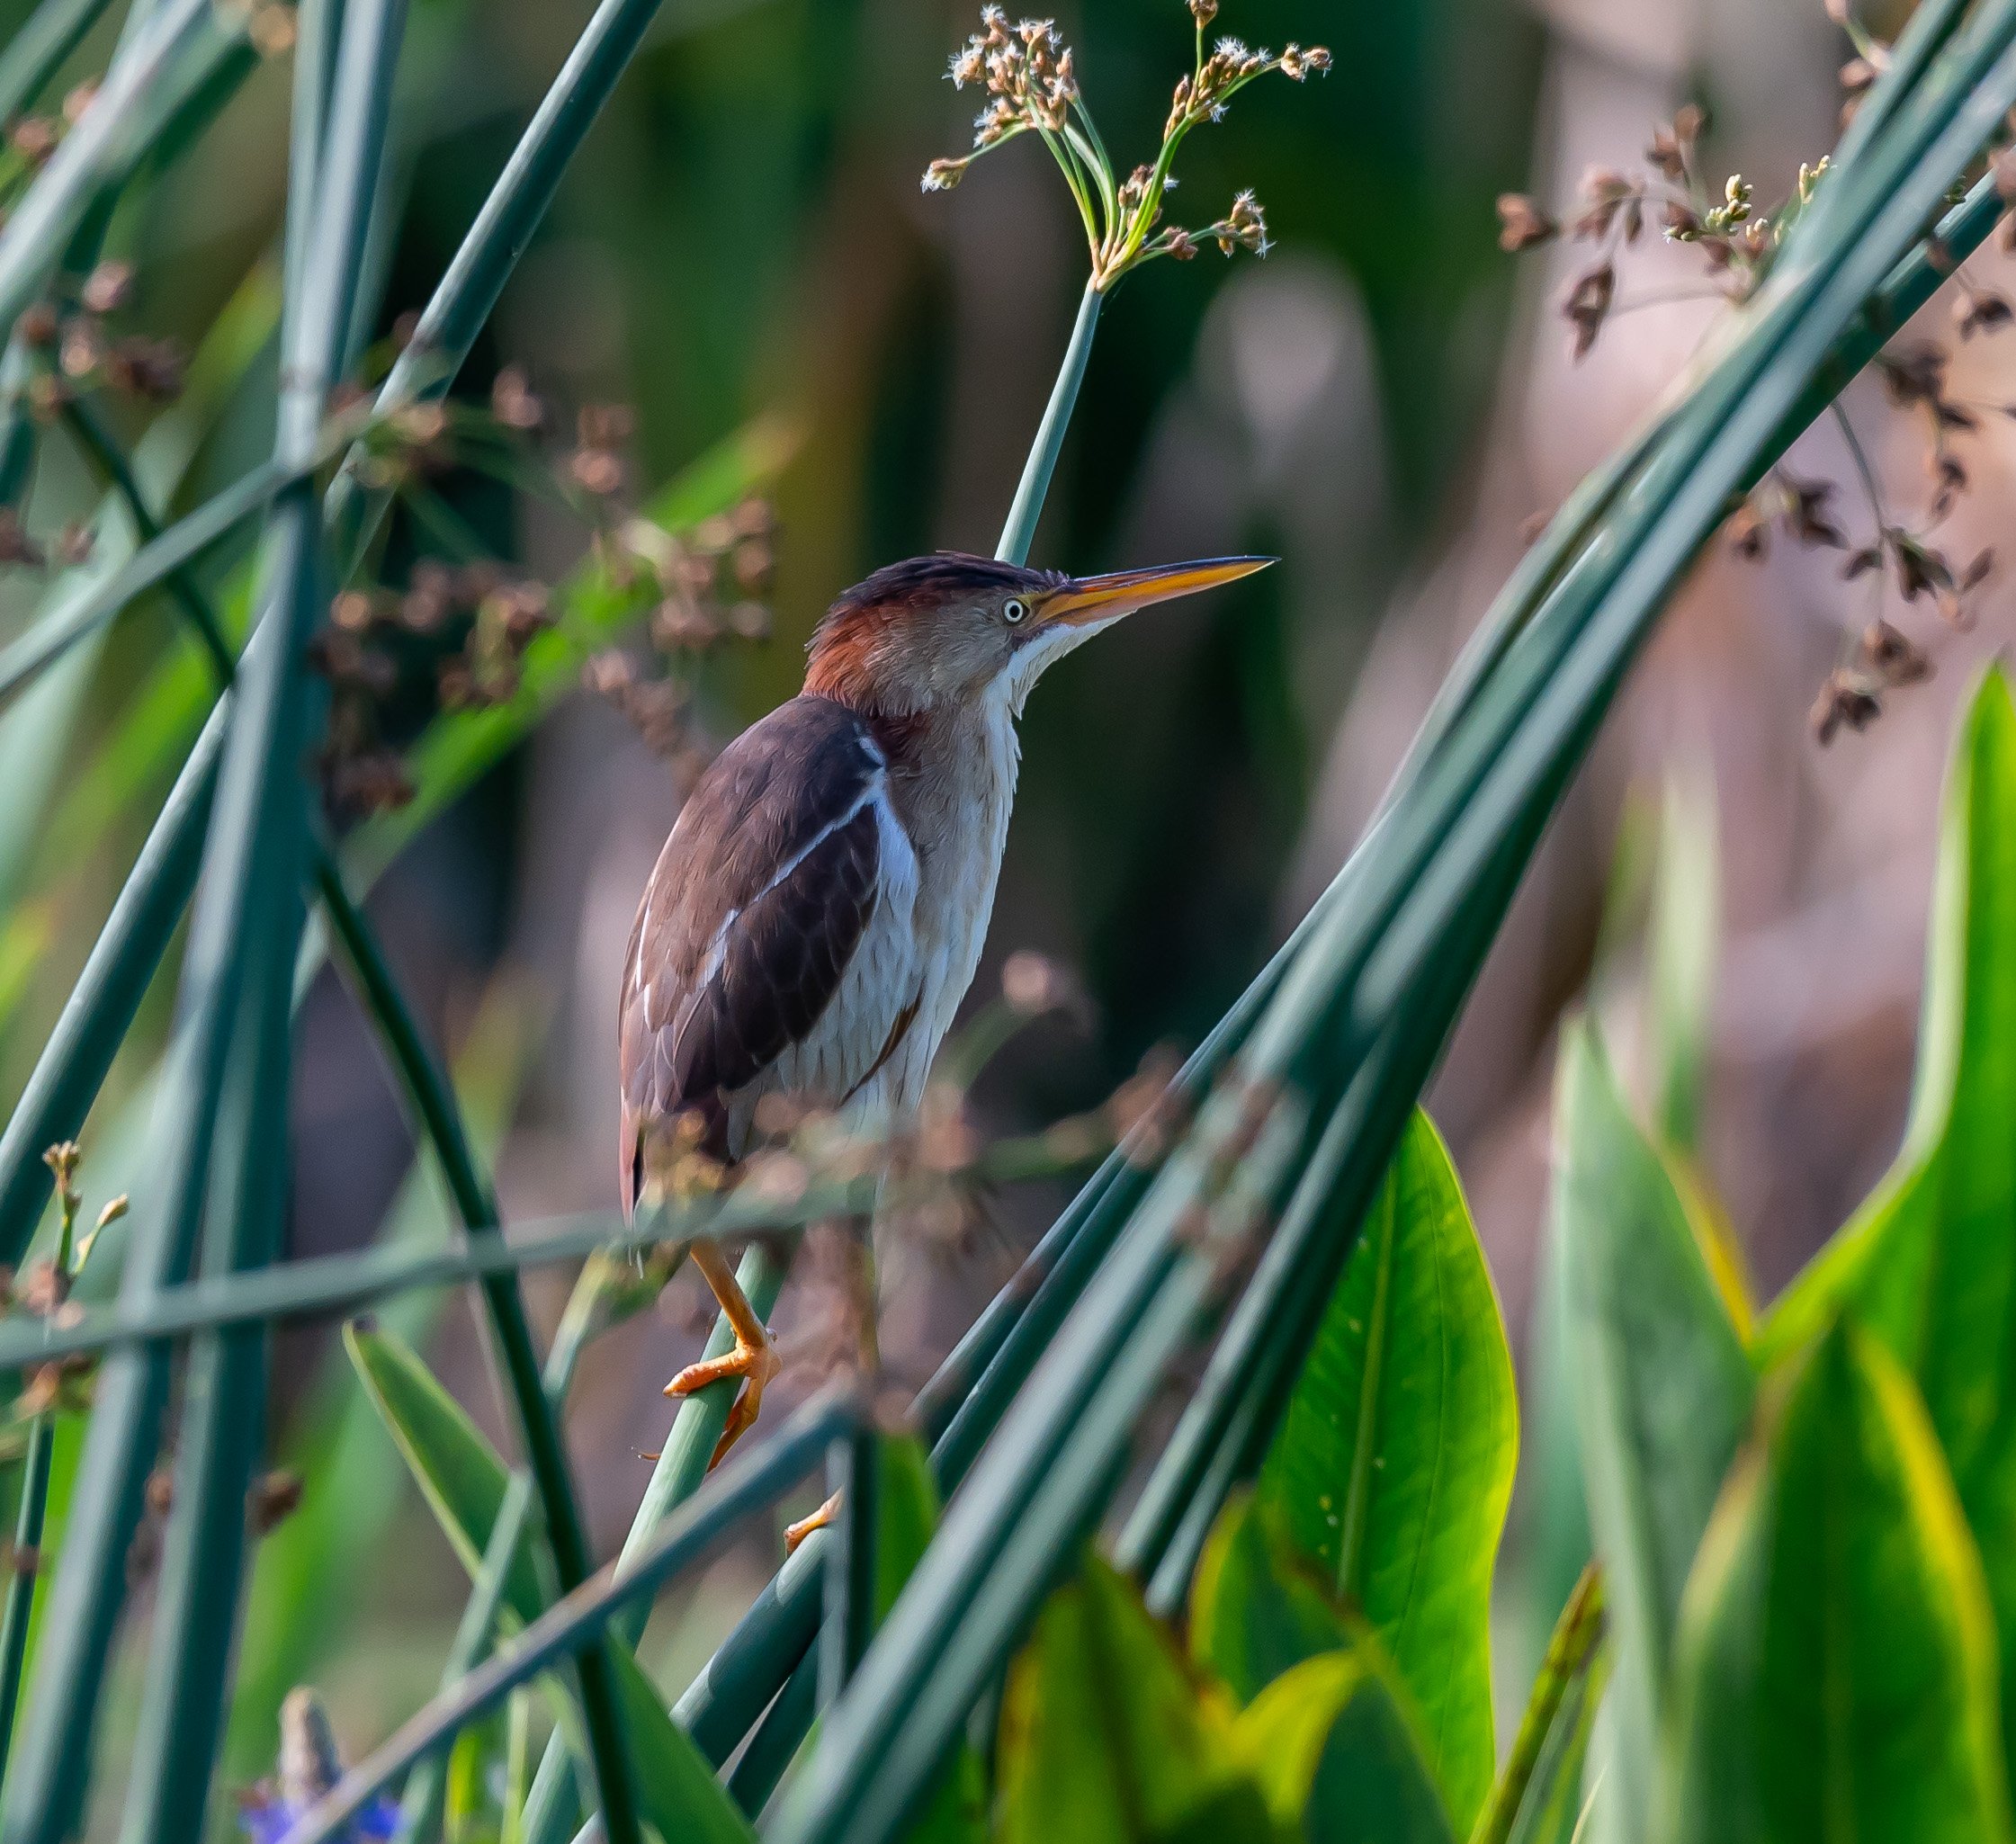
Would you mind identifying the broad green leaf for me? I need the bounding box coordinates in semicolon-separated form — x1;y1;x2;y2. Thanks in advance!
997;1554;1280;1844
1554;1022;1752;1824
345;1322;758;1844
1664;1321;2011;1844
875;1434;938;1622
1501;772;1727;1704
1259;1109;1515;1830
1499;1170;1593;1713
1190;1490;1353;1705
1231;1651;1453;1844
1759;667;2016;1779
342;1320;547;1626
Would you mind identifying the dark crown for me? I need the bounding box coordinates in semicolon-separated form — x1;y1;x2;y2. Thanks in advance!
808;552;1066;655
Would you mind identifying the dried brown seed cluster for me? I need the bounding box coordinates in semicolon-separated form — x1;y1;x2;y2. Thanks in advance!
571;403;633;500
1809;670;1883;745
583;497;775;777
4;254;188;426
4;1143;121;1437
583;649;702;779
310;561;557;819
491;363;543;432
1725;471;1848;563
1728;338;1995;746
248;1469;304;1535
347;398;456;494
214;0;298;58
1844;530;1994;628
1501;27;2016;752
936;8;1079;177
925;5;1323;292
1499;104;1814;363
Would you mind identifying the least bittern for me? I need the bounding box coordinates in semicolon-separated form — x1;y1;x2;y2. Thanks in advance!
618;551;1270;1535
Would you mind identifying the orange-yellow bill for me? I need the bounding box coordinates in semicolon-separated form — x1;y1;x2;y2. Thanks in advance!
1035;555;1275;627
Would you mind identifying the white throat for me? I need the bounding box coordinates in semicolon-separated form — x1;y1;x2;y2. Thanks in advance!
1000;613;1120;716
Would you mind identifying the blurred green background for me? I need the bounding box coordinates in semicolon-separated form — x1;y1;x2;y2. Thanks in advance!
21;0;2003;1817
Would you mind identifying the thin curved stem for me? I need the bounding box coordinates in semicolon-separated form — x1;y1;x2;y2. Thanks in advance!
59;394;237;681
995;280;1101;566
1831;397;1889;529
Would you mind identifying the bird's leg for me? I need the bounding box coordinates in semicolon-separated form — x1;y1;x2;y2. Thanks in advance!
783;1216;880;1554
665;1240;780;1467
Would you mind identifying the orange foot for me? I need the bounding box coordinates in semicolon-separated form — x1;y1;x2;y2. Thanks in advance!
665;1330;781;1467
784;1491;841;1553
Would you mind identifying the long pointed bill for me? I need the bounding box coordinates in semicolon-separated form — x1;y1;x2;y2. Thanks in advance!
1035;555;1274;628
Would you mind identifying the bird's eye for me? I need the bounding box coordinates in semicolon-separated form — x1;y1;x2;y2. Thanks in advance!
1002;597;1028;625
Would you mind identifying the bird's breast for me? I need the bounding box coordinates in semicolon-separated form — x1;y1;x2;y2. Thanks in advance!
885;696;1023;1082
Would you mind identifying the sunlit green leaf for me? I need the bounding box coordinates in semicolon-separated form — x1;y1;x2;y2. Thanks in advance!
612;1653;757;1844
1503;1652;1605;1844
1759;667;2016;1783
1190;1489;1352;1706
1231;1649;1452;1844
1258;1109;1514;1830
1664;1321;2011;1844
446;1711;505;1844
343;1320;547;1625
997;1554;1279;1844
1554;1021;1752;1823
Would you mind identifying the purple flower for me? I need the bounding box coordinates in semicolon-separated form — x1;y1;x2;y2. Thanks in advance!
239;1689;398;1844
237;1789;399;1844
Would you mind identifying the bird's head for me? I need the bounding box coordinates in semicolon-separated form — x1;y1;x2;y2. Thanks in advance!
802;551;1273;717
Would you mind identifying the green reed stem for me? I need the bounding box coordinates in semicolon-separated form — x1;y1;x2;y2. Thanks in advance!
119;888;302;1844
0;0;211;335
58;394;237;676
0;0;396;1822
395;1470;538;1844
0;0;120;125
0;1411;52;1790
994;280;1099;567
326;0;671;575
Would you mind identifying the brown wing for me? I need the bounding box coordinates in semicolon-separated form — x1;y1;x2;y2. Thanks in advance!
619;695;886;1213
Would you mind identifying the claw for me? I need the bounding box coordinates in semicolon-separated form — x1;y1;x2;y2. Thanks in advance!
665;1332;780;1467
784;1491;842;1553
